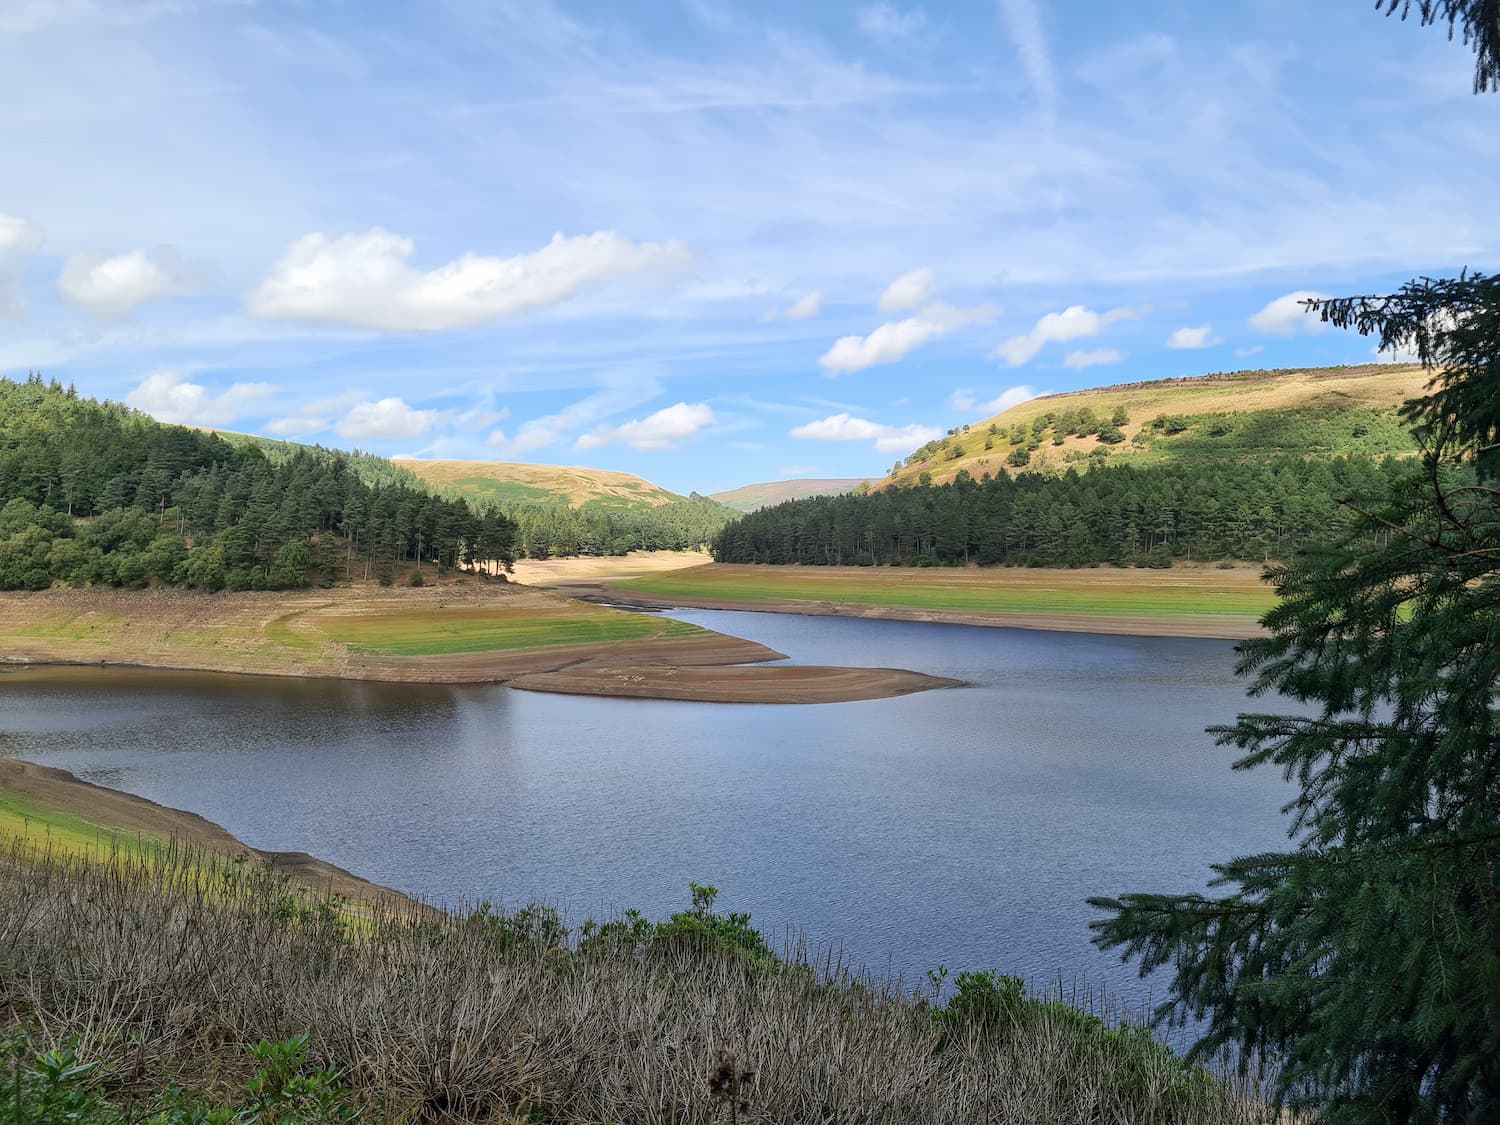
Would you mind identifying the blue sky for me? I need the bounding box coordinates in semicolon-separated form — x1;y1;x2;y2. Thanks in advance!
1;0;1494;494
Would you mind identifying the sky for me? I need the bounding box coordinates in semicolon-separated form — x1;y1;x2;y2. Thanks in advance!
1;0;1495;494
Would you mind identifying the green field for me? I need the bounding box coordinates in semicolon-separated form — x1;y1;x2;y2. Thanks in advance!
619;564;1277;621
312;601;703;656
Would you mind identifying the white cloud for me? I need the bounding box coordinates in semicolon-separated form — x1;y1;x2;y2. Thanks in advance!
248;228;692;332
489;380;663;457
126;371;276;428
1235;345;1265;359
1166;324;1221;349
336;397;438;441
1249;290;1332;336
1373;342;1422;365
1064;348;1125;370
265;390;367;437
857;4;928;45
996;0;1056;122
576;401;716;451
994;304;1145;367
790;412;942;454
779;464;825;476
877;266;935;313
768;290;823;320
949;384;1042;415
820;302;993;375
0;213;43;254
58;248;196;316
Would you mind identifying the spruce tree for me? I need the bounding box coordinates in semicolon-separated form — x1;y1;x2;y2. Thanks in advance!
1089;274;1500;1122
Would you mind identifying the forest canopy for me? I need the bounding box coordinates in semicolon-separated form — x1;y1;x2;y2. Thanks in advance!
0;375;515;591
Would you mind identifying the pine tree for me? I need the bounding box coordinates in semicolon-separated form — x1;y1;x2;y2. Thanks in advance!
1089;274;1500;1122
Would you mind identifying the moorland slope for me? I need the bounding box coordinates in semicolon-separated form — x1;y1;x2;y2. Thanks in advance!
884;363;1428;489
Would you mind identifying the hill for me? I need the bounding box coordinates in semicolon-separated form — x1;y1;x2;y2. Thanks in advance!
397;458;685;512
710;478;869;512
883;363;1429;489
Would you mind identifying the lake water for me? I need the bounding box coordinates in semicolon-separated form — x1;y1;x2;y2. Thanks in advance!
0;608;1294;1009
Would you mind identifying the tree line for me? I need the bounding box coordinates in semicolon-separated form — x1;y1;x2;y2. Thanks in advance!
0;375;515;591
712;455;1412;568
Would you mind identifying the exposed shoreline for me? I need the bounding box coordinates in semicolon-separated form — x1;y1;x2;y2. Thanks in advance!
0;756;428;913
0;584;958;704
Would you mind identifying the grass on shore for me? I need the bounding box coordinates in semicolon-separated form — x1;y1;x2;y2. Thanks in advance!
311;598;703;656
2;841;1275;1124
618;564;1278;621
0;793;161;861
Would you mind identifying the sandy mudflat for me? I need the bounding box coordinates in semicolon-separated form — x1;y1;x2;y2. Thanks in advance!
509;662;961;704
0;582;954;704
0;757;428;913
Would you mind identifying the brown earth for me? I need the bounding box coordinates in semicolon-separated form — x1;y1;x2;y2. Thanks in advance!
0;582;954;704
0;757;429;914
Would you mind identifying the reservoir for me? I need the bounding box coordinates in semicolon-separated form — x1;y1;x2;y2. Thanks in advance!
0;608;1292;1009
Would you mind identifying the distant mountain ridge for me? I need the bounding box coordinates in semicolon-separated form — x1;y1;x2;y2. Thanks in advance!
882;363;1429;490
395;459;686;512
710;478;870;513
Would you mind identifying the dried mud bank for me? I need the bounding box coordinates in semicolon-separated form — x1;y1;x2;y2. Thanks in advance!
0;584;955;704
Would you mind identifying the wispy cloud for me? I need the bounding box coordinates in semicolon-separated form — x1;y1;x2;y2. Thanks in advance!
877;266;936;313
995;0;1056;123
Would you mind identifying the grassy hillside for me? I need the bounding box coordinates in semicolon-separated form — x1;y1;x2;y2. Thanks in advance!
884;363;1430;489
398;458;685;511
710;477;870;512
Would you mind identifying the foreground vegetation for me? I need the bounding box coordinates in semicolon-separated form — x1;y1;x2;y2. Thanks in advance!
620;563;1276;627
0;841;1270;1124
1093;270;1500;1122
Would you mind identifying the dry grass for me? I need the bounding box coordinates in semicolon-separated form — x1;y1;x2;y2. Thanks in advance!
0;843;1277;1124
888;363;1429;488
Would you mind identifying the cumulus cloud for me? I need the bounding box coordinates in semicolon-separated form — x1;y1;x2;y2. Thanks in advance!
1166;324;1221;350
994;304;1145;367
336;397;438;441
877;266;935;313
265;390;366;437
949;384;1042;415
58;248;196;316
820;302;993;375
1063;348;1125;370
249;228;692;332
1249;290;1332;336
767;290;823;320
126;371;276;428
789;412;943;454
575;401;716;451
